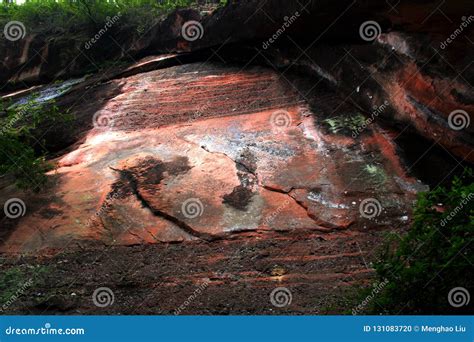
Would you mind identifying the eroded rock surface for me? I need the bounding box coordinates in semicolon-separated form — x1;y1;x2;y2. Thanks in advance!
0;61;424;254
0;0;472;314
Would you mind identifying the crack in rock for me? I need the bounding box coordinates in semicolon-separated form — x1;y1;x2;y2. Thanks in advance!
198;144;339;230
199;145;257;178
261;185;342;230
109;167;218;242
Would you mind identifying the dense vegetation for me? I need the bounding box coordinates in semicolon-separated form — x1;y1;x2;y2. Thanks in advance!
0;0;223;35
0;97;71;190
369;170;473;314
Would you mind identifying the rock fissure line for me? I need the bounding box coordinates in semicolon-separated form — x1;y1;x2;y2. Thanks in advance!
288;190;343;230
109;167;218;242
99;216;115;240
127;230;145;241
258;184;338;230
199;145;257;178
198;144;338;230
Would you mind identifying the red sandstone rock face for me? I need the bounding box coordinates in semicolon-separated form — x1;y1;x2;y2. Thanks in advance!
2;0;471;89
373;58;474;163
0;63;423;254
0;2;472;317
0;2;472;314
261;30;473;164
2;1;471;165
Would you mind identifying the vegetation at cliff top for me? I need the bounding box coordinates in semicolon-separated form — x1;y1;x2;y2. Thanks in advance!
0;1;226;35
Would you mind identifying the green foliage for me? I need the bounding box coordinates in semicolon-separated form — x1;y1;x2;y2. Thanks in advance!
0;0;225;36
0;265;48;309
0;267;26;305
0;97;71;191
370;170;473;314
323;114;366;135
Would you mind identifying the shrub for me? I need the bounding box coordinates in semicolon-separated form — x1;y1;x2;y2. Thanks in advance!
371;169;473;314
0;97;71;191
0;264;48;312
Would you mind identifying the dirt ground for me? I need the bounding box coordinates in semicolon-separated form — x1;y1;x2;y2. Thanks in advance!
0;227;400;315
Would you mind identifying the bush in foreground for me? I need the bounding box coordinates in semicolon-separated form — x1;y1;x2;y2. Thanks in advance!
371;170;473;314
